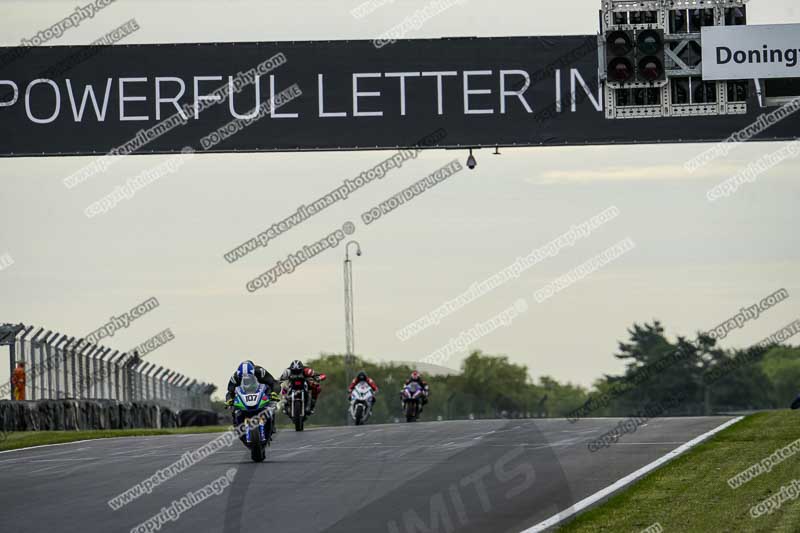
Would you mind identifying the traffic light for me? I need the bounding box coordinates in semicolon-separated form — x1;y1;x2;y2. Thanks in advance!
603;1;749;120
605;30;635;84
635;29;665;83
606;28;666;85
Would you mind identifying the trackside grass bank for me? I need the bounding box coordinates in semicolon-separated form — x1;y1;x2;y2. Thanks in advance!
0;427;228;452
0;421;333;452
559;411;800;532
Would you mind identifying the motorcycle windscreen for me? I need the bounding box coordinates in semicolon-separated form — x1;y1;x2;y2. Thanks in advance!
241;375;260;394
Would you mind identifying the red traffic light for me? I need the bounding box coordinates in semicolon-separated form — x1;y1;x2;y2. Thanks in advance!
609;58;635;82
638;57;664;82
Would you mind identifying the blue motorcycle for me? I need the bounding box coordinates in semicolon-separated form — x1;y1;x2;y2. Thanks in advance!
232;375;275;462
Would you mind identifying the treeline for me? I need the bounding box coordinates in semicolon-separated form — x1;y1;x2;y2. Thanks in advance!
581;321;800;418
215;320;799;425
301;352;589;426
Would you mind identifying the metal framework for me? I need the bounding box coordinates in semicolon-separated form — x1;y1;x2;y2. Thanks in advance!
1;322;215;410
600;0;749;119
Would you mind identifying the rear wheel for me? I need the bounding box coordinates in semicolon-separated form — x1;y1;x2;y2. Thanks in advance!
264;417;274;445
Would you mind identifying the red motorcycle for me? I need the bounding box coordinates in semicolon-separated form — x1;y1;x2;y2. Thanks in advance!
284;373;325;431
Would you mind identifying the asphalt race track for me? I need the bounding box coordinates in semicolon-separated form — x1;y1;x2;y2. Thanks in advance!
0;417;733;533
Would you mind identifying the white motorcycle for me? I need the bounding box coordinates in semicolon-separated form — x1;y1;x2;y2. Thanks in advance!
349;381;375;425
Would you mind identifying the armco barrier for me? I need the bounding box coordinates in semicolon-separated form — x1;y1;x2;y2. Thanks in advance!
0;400;218;431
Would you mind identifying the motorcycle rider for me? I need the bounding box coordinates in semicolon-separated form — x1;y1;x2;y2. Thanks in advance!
402;370;430;410
279;360;326;414
348;370;379;409
225;360;281;438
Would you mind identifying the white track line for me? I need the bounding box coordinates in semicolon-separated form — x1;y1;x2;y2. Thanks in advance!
0;438;115;455
521;416;745;533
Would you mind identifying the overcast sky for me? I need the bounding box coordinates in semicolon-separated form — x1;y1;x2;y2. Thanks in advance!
1;0;798;394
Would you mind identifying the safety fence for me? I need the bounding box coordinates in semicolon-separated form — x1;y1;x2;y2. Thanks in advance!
0;323;214;411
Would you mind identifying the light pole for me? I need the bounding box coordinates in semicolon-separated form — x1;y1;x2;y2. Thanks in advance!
343;241;362;389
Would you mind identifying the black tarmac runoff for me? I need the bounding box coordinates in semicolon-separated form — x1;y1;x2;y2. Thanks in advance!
0;417;733;533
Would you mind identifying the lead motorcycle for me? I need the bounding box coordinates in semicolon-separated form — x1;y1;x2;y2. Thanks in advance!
349;381;375;425
401;382;424;422
231;374;275;462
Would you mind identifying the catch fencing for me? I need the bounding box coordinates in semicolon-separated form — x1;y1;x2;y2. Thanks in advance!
0;323;214;411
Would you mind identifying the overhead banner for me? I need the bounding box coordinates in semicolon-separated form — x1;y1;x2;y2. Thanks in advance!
702;23;800;81
0;36;798;157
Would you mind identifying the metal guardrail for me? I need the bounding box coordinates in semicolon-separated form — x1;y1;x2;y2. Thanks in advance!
0;323;215;411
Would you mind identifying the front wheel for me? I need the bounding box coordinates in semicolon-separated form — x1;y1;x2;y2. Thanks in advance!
293;399;305;431
354;404;364;425
404;401;417;422
250;443;265;462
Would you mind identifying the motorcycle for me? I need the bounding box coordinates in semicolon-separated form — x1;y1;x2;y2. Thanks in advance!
232;374;274;462
401;382;424;422
349;381;375;425
283;373;326;431
285;376;309;431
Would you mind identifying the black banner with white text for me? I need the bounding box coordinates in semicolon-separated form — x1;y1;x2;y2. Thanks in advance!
0;36;798;157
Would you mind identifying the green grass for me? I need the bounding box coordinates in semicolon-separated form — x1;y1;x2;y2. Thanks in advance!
0;426;230;452
559;411;800;533
0;418;335;452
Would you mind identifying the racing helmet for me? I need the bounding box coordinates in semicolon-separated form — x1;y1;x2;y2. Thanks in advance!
237;360;255;377
289;360;305;374
357;370;367;381
410;370;420;381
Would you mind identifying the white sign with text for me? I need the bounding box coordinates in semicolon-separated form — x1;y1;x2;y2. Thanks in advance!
702;24;800;80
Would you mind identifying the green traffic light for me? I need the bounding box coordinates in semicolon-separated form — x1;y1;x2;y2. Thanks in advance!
637;30;662;55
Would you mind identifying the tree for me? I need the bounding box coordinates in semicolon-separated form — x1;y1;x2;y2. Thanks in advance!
760;346;800;407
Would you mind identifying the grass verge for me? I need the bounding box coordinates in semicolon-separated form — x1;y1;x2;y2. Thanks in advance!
558;411;800;532
0;418;336;452
0;426;229;452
